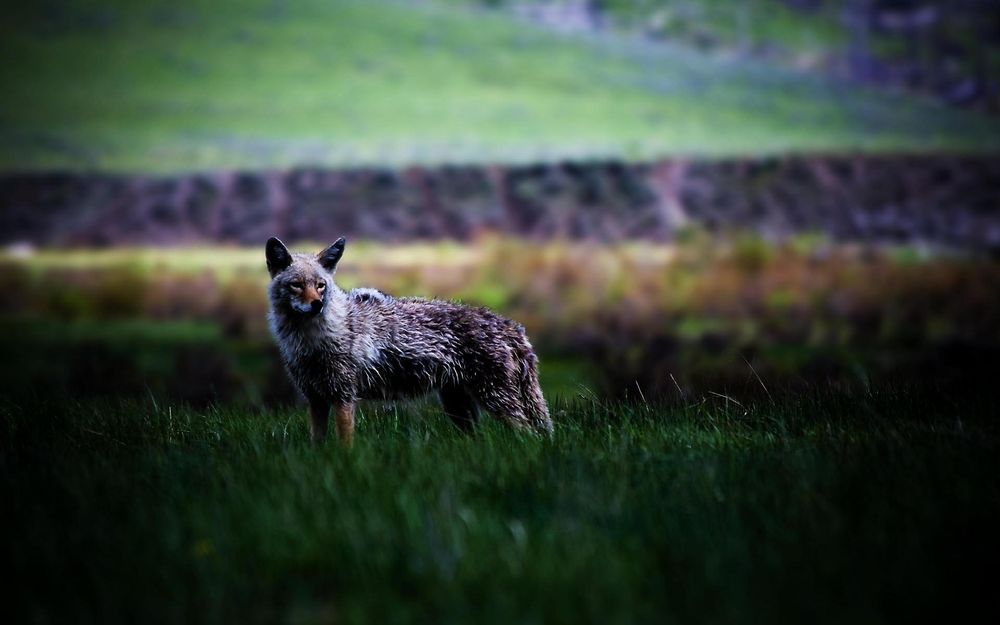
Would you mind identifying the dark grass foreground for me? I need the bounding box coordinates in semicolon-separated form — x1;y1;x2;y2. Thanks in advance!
3;389;998;624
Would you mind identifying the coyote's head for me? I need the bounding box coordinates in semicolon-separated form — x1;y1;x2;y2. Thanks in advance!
265;236;346;318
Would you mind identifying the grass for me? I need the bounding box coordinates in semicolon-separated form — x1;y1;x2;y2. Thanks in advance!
449;0;852;56
3;240;998;622
5;238;1000;399
4;242;484;277
2;0;999;172
3;388;998;623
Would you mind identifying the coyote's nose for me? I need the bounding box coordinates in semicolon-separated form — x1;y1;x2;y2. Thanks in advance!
310;300;324;315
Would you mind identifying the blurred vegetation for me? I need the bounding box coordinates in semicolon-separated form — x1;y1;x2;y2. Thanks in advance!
450;0;1000;106
2;0;999;172
3;237;998;404
450;0;851;53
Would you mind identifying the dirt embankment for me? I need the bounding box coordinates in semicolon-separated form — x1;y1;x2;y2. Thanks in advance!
2;155;998;250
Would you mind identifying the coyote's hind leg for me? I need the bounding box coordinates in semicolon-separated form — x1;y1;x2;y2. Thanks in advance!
471;376;532;431
439;386;480;433
471;363;551;435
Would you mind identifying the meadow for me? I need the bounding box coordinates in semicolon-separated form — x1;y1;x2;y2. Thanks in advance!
3;238;999;621
4;1;997;621
3;0;1000;172
4;385;998;624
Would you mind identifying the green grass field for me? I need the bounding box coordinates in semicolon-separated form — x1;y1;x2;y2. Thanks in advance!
2;0;999;172
4;388;997;623
3;244;999;622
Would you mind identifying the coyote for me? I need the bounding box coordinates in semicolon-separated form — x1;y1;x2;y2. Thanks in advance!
265;237;552;443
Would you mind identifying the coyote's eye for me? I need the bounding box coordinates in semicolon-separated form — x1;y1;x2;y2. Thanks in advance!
289;281;304;291
317;281;326;290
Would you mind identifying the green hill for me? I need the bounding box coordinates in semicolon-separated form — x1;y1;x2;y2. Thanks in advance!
1;0;998;173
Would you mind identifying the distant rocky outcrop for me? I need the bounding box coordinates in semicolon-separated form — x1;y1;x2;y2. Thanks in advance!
2;155;999;251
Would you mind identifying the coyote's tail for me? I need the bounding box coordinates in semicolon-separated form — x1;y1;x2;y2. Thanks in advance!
510;329;553;435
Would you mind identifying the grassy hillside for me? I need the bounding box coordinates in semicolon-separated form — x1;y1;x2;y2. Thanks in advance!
447;0;852;57
4;390;997;623
1;0;998;173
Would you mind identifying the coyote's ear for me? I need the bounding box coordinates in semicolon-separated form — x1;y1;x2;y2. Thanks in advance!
317;237;346;273
265;237;292;278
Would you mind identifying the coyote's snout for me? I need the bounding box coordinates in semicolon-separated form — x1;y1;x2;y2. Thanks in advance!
265;236;552;444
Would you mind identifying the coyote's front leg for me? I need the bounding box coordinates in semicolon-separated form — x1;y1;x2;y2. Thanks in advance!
308;397;330;443
335;402;355;447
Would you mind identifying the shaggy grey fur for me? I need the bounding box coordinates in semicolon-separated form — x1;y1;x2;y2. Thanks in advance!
265;237;552;440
